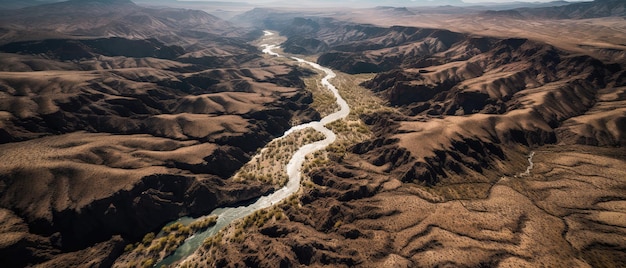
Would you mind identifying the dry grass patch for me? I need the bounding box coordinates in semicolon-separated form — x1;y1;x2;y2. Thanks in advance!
331;72;395;120
192;195;300;266
299;70;397;185
304;74;339;118
118;216;218;268
233;128;325;186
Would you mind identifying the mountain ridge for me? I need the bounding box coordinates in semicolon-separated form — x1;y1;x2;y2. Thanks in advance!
0;0;237;46
485;0;626;19
188;16;626;267
0;1;321;267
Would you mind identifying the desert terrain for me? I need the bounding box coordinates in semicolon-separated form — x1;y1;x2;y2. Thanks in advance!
0;0;320;267
186;1;626;267
0;0;625;267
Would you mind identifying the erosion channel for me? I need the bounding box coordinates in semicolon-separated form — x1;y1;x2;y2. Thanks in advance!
156;31;350;267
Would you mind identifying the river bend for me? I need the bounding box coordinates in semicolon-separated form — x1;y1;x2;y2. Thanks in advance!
157;31;350;266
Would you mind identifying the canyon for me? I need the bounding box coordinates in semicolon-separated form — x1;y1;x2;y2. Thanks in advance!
0;0;625;267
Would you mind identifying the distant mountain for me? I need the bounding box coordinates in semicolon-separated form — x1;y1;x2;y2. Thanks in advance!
67;0;135;3
486;0;626;19
0;1;324;268
229;0;465;8
133;0;250;6
232;0;584;8
0;0;238;45
0;0;64;10
348;0;467;6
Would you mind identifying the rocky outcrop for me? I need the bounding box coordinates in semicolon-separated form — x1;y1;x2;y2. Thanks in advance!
399;139;507;185
317;52;383;74
0;209;58;268
191;165;391;267
361;70;454;106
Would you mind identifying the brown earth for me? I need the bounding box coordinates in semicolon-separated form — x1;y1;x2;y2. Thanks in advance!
1;1;625;267
196;145;626;267
187;4;626;267
0;57;317;266
0;1;324;267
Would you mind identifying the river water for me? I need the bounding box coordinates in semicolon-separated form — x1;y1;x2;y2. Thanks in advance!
156;31;349;267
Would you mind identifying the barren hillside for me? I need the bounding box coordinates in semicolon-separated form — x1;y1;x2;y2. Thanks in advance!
1;0;625;267
190;2;626;267
0;1;322;267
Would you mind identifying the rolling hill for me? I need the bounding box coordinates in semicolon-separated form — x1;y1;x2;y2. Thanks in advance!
188;7;626;267
0;1;322;267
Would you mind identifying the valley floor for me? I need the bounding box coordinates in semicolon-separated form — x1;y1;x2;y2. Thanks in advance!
189;69;626;267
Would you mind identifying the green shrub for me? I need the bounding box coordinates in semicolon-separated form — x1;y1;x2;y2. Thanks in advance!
141;258;154;268
142;232;155;245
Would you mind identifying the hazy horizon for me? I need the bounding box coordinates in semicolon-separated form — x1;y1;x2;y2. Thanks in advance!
179;0;591;3
171;0;593;8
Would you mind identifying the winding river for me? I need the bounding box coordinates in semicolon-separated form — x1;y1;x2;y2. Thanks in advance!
156;31;349;267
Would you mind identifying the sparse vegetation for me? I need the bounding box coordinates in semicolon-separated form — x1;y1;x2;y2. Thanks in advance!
180;51;410;267
233;127;325;187
193;63;398;266
299;71;392;181
120;216;218;267
202;231;224;249
197;205;288;266
304;75;340;118
189;216;219;232
331;72;395;120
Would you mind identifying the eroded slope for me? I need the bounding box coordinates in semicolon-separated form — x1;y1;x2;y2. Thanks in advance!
0;2;321;267
189;17;626;267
